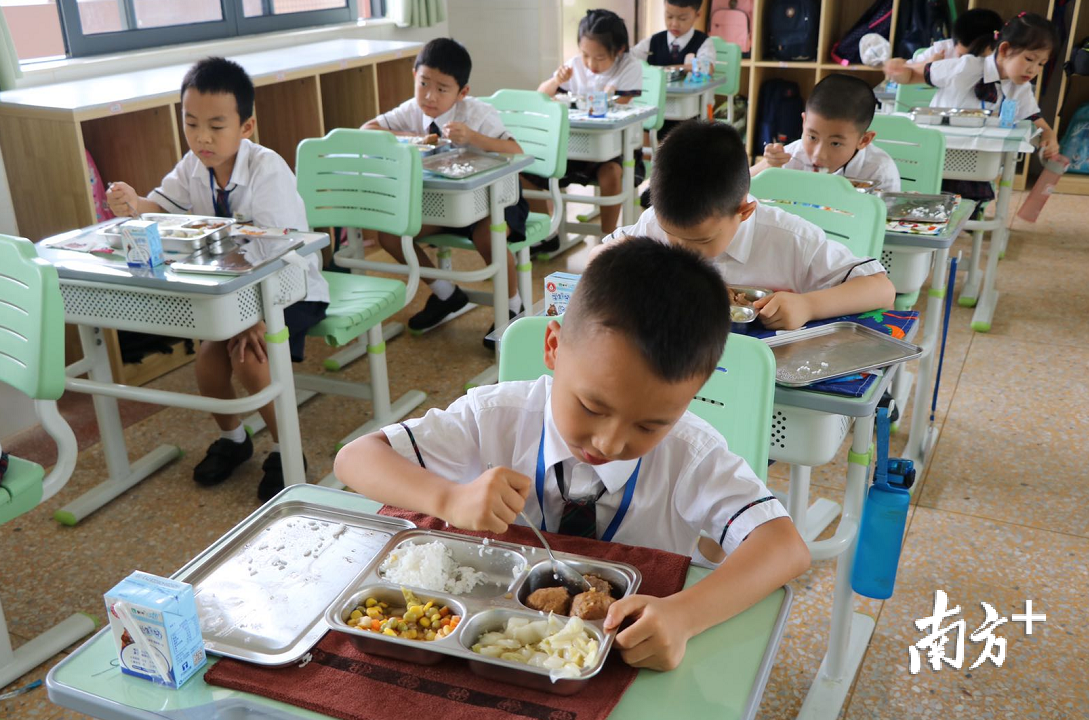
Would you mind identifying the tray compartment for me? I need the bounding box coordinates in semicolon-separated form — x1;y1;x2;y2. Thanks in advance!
379;531;528;598
514;558;635;614
328;584;469;665
459;608;609;695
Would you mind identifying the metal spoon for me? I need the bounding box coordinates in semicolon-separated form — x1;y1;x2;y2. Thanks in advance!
519;510;591;595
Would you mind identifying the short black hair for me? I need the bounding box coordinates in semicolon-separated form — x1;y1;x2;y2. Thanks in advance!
415;37;472;88
665;0;703;11
181;57;255;122
578;9;630;57
953;9;1003;56
564;236;730;382
650;120;749;228
807;74;877;132
998;12;1060;57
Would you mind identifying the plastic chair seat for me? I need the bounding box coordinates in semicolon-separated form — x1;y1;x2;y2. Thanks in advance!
0;456;45;525
307;271;406;348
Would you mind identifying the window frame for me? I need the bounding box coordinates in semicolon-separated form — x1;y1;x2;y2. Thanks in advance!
57;0;362;58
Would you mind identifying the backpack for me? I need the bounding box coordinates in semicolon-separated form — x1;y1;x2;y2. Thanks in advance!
709;0;753;55
831;0;894;66
1059;102;1089;175
756;79;805;149
765;0;820;61
895;0;951;59
1065;36;1089;76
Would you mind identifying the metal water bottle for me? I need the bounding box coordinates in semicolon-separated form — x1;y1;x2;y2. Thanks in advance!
851;406;915;599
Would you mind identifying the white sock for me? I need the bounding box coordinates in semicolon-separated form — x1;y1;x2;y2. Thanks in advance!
431;280;456;301
221;425;247;443
270;442;280;454
508;292;522;314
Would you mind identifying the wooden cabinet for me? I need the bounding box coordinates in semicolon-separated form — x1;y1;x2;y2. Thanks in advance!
0;38;422;385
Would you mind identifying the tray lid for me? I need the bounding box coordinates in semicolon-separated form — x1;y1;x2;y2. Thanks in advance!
174;500;414;665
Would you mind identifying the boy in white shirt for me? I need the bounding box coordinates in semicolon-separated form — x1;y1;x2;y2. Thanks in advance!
605;120;895;330
631;0;716;71
912;9;1002;62
363;38;525;345
334;237;809;671
107;57;328;501
752;73;901;192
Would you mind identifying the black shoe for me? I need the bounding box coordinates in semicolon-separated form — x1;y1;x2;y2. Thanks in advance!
408;287;471;333
531;236;560;257
193;436;253;486
483;309;519;352
257;451;309;502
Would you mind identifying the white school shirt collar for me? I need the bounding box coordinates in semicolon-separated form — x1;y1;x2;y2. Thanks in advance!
423;104;457;134
983;52;1002;85
191;137;254;190
541;393;640;495
667;27;696;48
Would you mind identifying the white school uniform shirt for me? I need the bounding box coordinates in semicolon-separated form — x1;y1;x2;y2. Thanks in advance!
376;96;513;140
631;28;717;66
562;52;643;95
782;139;902;192
604;202;886;293
382;376;787;562
149;139;328;303
926;53;1042;121
915;38;956;63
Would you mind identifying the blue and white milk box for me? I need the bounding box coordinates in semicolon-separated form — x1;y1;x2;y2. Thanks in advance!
104;571;206;688
544;271;580;316
587;90;608;118
119;219;164;269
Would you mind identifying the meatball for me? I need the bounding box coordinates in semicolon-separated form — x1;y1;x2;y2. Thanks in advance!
526;586;572;615
570;590;615;621
729;288;753;307
582;573;614;596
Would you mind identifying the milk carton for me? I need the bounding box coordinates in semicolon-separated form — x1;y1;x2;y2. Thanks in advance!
119;220;164;269
544;271;580;316
104;571;206;688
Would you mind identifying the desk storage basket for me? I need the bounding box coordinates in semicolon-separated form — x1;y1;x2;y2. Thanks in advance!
767;405;853;467
882;245;934;295
567;127;625;161
942;148;1003;181
421;173;520;228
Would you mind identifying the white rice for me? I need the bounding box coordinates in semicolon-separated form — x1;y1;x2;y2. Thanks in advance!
379;541;486;594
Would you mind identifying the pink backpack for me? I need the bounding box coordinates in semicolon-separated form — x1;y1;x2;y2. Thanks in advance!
86;150;114;223
710;0;753;54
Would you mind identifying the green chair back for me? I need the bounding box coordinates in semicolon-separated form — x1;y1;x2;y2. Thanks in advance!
480;89;568;180
498;316;774;480
712;37;742;97
296;128;422;236
0;235;65;401
869;114;946;193
635;62;667;132
895;83;938;114
750;168;887;259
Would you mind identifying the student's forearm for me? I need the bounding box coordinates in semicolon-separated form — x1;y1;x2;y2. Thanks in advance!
749;159;770;177
804;273;895;319
538;77;561;96
473;135;522;154
334;432;456;519
362;120;416;137
670;518;809;638
898;62;927;85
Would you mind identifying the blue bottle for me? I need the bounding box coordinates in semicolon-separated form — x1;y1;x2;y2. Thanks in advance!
851;407;914;600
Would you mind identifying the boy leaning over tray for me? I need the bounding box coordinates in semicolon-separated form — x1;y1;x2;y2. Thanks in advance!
334;237;810;671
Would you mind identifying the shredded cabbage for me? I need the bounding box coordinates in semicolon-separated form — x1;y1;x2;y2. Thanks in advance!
471;614;599;679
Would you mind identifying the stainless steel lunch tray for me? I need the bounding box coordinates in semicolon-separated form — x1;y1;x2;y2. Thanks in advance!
169;234;304;275
173;500;413;666
324;528;642;694
665;67;687;83
421;148;511;179
729;285;770;324
847;178;878;193
401;136;454;156
763;322;923;387
880;192;958;223
911;107;995;128
98;213;236;253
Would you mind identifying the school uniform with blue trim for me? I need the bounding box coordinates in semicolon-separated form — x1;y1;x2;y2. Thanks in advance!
382;376;788;563
148;138;329;361
925;53;1042;203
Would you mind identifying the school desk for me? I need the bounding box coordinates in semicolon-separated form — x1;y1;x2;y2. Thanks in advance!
663;75;729;123
46;484;792;720
34;226;328;524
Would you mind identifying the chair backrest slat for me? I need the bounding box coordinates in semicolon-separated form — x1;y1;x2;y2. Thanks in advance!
712;38;743;97
480;89;569;180
296;129;422;235
635;62;667;132
869;114;946;194
0;235;65;401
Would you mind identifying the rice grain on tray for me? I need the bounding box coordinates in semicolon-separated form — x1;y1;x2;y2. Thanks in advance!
379;542;486;594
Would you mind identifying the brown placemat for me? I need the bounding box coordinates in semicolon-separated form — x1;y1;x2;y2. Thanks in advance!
205;509;691;720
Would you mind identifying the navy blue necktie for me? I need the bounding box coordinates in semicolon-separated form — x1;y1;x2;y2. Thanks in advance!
215;187;231;218
555;462;599;539
428;121;442;138
974;79;1000;104
670;41;681;64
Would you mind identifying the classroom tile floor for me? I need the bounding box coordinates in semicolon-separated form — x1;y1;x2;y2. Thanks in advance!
3;191;1087;720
